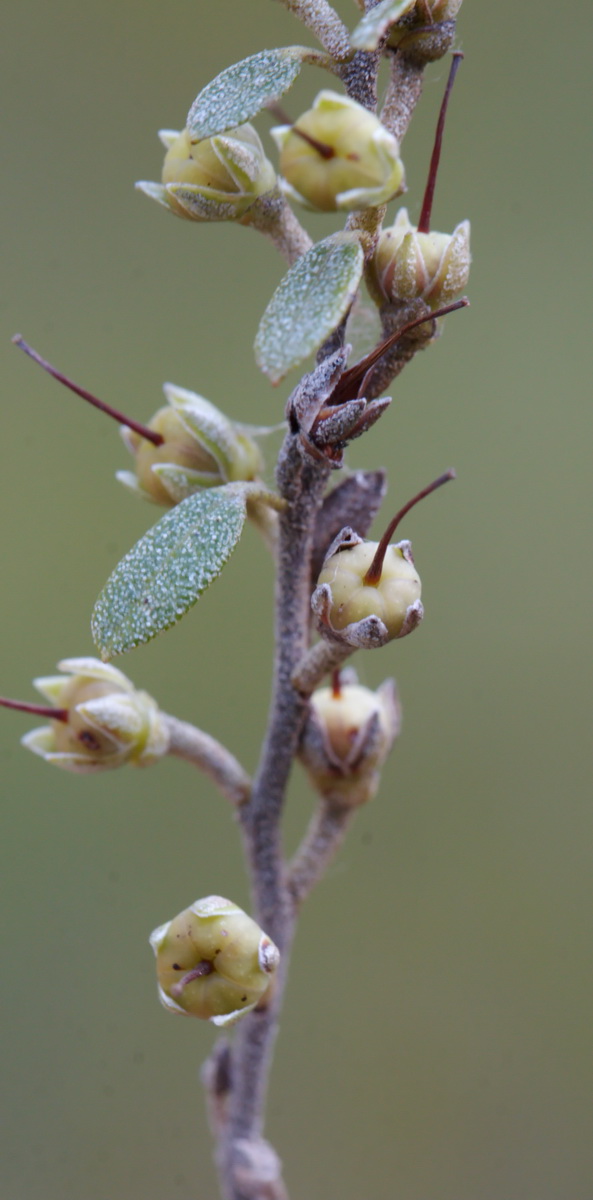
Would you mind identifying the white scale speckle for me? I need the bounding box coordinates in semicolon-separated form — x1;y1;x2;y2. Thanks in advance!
92;489;246;659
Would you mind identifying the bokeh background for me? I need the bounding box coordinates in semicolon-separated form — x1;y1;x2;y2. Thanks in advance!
1;2;592;1197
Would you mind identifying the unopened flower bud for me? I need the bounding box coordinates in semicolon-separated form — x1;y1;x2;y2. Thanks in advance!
21;658;168;773
300;674;400;805
271;90;405;213
136;125;276;222
372;208;470;309
387;0;462;61
150;896;279;1026
117;383;263;506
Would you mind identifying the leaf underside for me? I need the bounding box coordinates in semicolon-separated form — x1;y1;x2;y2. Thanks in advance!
91;488;247;660
187;48;308;141
254;234;364;384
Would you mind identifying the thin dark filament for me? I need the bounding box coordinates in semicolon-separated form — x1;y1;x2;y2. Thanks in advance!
417;52;464;234
12;335;164;447
329;298;468;407
291;126;335;160
0;697;69;722
364;470;456;586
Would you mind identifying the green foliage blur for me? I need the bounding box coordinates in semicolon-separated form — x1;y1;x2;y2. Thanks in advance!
1;2;591;1198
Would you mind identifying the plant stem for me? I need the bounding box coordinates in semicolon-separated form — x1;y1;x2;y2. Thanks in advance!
381;53;425;141
276;0;352;61
219;434;330;1199
163;715;251;806
287;796;356;908
247;191;313;264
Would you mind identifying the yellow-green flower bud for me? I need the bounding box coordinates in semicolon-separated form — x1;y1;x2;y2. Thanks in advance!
117;383;263;506
136;125;276;222
372;208;470;310
300;674;400;805
150;897;280;1026
317;540;421;640
21;658;168;774
271;90;405;213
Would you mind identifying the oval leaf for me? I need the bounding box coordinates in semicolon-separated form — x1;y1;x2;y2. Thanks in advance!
255;234;364;384
350;0;416;51
187;48;309;141
91;488;247;660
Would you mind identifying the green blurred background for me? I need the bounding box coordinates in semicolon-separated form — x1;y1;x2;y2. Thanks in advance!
1;2;592;1197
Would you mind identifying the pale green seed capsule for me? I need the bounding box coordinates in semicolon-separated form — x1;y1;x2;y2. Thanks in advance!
317;541;421;639
150;897;279;1026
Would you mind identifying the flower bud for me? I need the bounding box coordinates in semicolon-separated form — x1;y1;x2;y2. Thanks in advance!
372;208;470;310
136;125;276;222
117;383;263;506
316;538;421;640
387;1;462;61
150;897;280;1026
271;90;405;213
21;658;168;773
300;674;400;805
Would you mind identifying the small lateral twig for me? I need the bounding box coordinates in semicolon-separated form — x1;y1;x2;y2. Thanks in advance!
381;53;425;142
287;797;356;909
292;639;353;697
248;192;313;265
163;715;251;806
275;0;352;61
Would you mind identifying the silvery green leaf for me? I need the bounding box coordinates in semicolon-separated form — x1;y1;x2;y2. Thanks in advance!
187;48;312;141
350;0;416;51
91;487;248;660
254;234;364;384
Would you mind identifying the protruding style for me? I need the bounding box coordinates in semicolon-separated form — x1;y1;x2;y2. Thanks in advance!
11;658;168;773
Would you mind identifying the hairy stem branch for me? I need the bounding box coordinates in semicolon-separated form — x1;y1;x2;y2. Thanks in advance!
164;715;251;806
275;0;352;61
217;435;330;1199
381;52;425;142
287;796;356;909
247;192;313;264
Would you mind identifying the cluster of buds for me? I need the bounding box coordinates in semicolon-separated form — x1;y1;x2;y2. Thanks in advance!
137;124;276;223
11;337;265;509
313;471;455;649
271;90;405;213
150;896;279;1026
0;658;168;773
299;670;401;807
